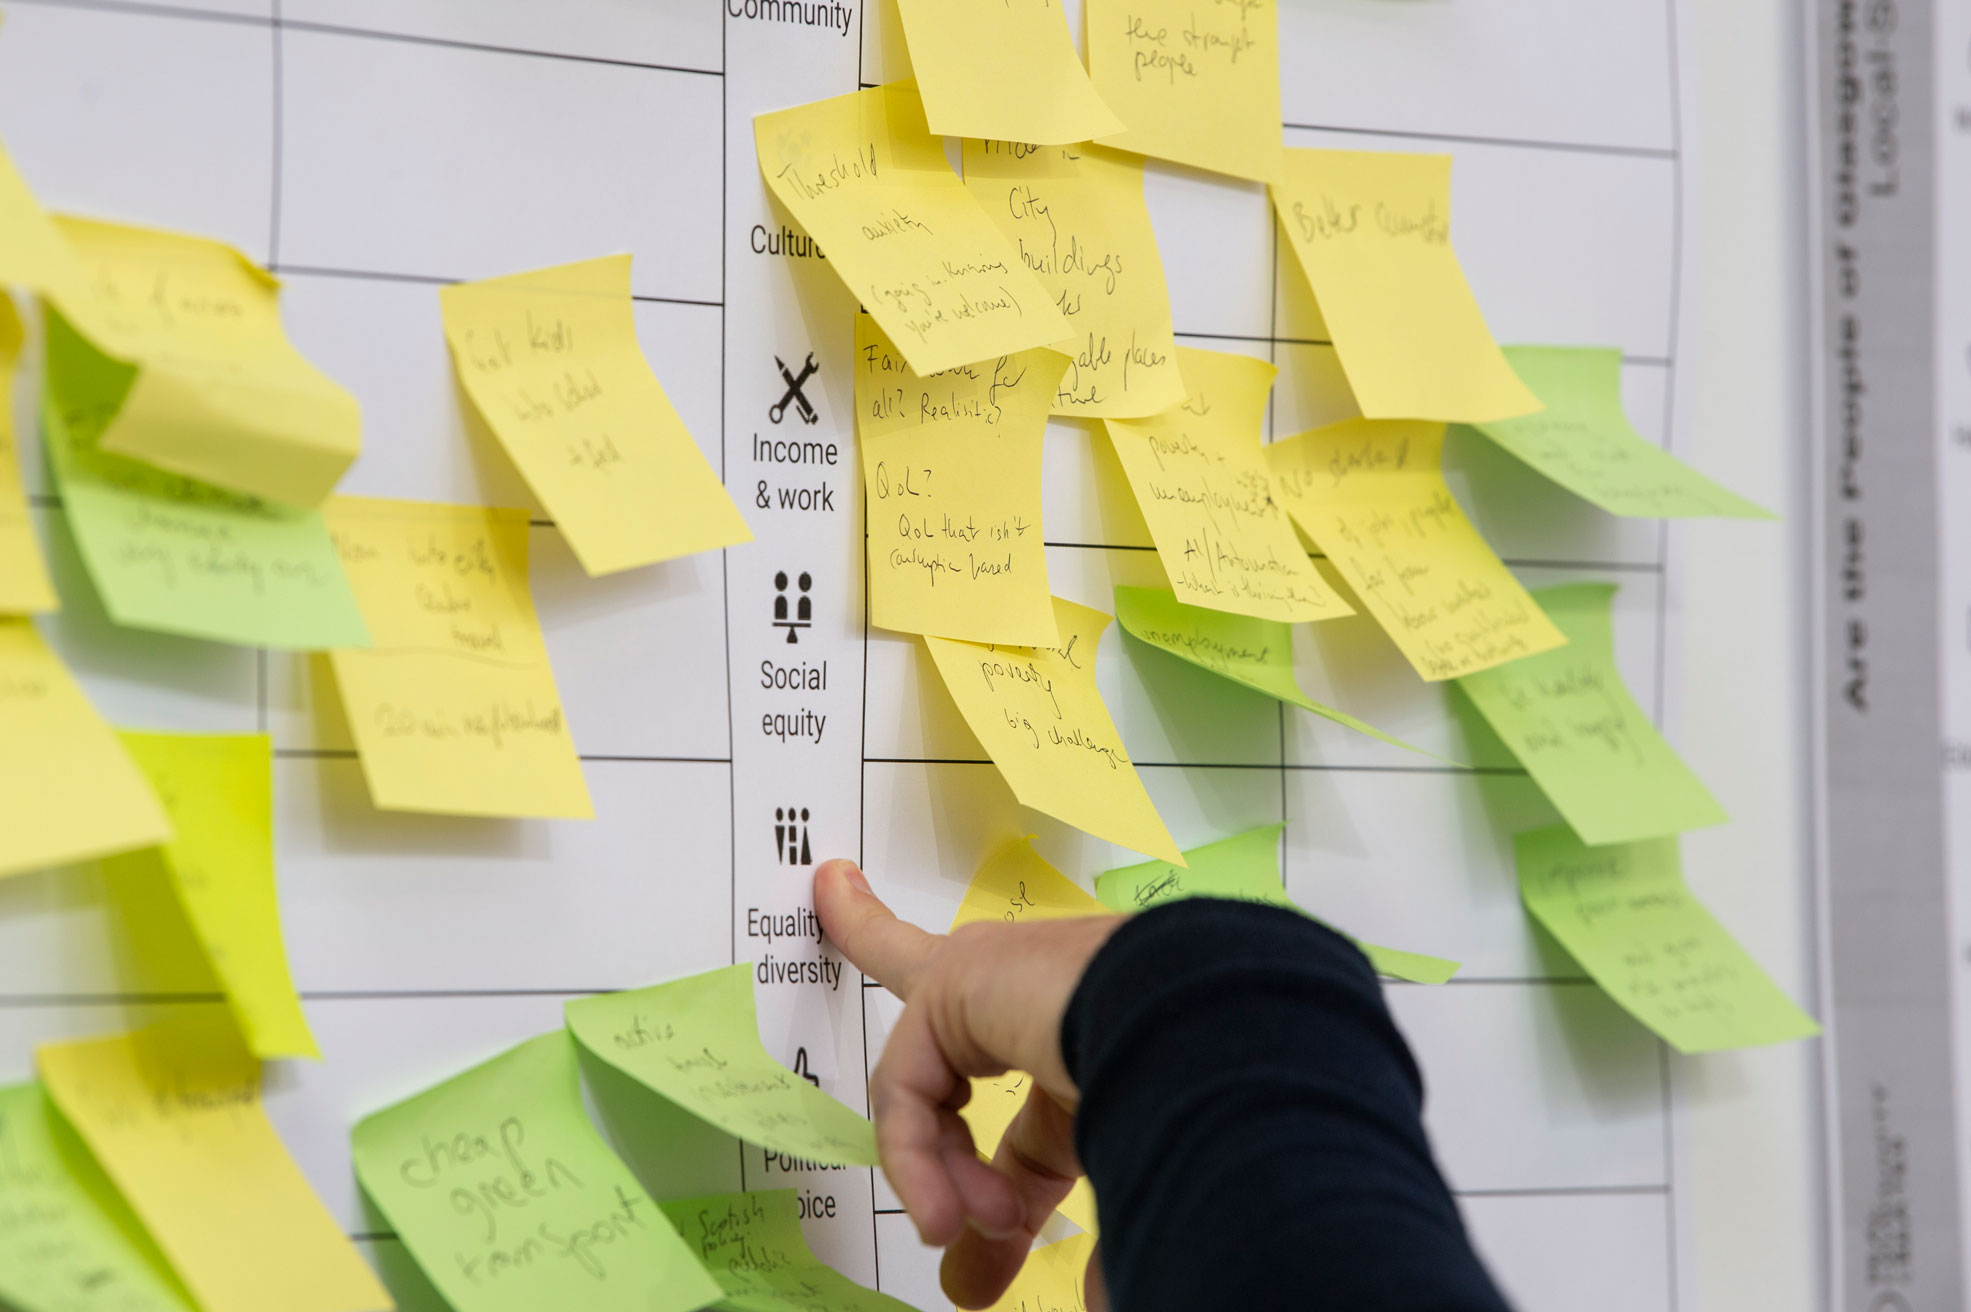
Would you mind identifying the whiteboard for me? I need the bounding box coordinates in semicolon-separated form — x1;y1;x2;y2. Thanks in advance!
0;2;1701;1309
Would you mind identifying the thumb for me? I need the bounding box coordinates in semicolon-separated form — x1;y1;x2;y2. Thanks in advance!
813;859;942;999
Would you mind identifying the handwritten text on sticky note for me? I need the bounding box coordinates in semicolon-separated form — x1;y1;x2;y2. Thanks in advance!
757;82;1070;376
353;1031;721;1312
325;496;592;820
1268;419;1566;681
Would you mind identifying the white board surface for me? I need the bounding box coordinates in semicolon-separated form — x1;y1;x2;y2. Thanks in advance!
0;2;1704;1308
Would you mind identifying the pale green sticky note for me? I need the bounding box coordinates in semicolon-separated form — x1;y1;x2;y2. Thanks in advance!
351;1031;721;1312
1471;347;1774;519
41;314;369;650
1113;584;1427;756
1096;824;1459;984
1455;582;1726;845
564;963;878;1166
1515;824;1820;1052
659;1190;920;1312
0;1081;196;1312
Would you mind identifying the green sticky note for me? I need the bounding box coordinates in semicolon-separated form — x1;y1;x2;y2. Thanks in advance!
1113;584;1426;756
659;1190;920;1312
1096;824;1460;984
351;1031;721;1312
1471;347;1774;519
0;1081;196;1312
564;964;878;1167
1515;824;1820;1052
41;315;369;651
1455;583;1726;845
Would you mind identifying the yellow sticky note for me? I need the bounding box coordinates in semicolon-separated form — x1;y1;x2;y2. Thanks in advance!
0;618;171;880
1268;419;1566;681
964;141;1187;419
951;835;1107;930
0;296;56;613
1087;0;1282;183
756;82;1071;376
896;0;1122;145
1272;149;1539;423
36;1018;392;1312
984;1230;1097;1312
949;838;1104;1235
106;731;318;1060
324;496;593;819
0;139;88;299
924;597;1181;863
1516;825;1821;1053
1105;349;1351;623
856;313;1062;645
438;256;750;575
48;216;361;509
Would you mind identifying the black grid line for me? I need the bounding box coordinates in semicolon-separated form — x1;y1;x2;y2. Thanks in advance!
1;0;724;76
1282;119;1678;162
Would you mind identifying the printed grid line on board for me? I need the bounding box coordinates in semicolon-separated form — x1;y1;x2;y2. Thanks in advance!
0;1;1694;1308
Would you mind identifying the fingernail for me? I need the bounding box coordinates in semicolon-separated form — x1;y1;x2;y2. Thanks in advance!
844;863;872;895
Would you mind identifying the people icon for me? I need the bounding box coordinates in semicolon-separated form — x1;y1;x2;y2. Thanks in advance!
775;805;812;866
773;570;813;643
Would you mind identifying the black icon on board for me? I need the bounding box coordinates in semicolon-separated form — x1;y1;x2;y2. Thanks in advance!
771;352;819;425
776;806;812;866
773;571;812;643
791;1047;821;1087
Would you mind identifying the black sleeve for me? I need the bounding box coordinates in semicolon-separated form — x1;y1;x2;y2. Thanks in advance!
1061;898;1512;1312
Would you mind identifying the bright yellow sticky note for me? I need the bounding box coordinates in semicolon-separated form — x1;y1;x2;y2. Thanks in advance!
48;216;360;509
1087;0;1282;183
984;1230;1097;1312
896;0;1122;145
324;496;593;819
951;835;1106;930
106;731;319;1060
964;141;1187;419
438;256;750;575
756;82;1071;376
0;296;56;614
924;597;1181;863
949;838;1103;1235
1105;349;1351;623
1268;419;1566;681
1474;346;1776;518
856;313;1062;645
1272;149;1539;423
0;618;171;880
1516;825;1821;1053
0;139;88;299
37;1018;392;1312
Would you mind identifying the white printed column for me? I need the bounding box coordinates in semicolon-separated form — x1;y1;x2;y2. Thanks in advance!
724;1;874;1283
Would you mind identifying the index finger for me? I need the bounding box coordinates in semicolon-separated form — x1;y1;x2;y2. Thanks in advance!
813;859;942;999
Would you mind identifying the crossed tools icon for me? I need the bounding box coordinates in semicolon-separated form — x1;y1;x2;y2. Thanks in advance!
770;352;820;425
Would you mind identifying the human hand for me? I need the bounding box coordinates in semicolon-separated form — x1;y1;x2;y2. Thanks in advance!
813;858;1123;1309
